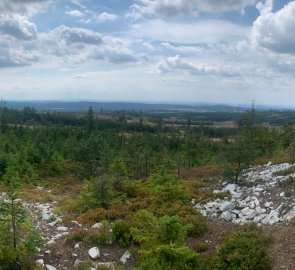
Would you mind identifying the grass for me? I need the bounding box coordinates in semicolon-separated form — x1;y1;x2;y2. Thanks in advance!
273;166;295;176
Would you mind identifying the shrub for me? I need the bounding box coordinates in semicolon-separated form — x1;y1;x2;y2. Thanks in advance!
77;176;113;212
148;170;188;204
87;220;112;245
147;244;202;270
129;210;158;247
192;243;209;253
157;215;186;245
112;220;134;247
213;228;271;270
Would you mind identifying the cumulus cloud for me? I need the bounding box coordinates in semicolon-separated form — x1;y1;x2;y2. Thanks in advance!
128;0;257;19
0;0;53;16
130;19;249;44
252;0;295;54
0;15;37;40
97;12;118;22
53;25;103;45
66;10;84;18
161;43;202;53
153;55;240;77
44;25;136;64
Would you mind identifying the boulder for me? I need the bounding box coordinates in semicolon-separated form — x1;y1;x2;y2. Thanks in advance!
88;247;100;260
220;211;232;222
57;226;68;232
92;223;103;229
219;202;235;212
36;259;44;266
223;184;238;193
120;250;131;264
46;265;57;270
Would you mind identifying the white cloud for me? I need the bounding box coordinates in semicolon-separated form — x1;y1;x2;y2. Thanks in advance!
142;42;156;51
161;43;202;53
153;55;240;77
0;15;38;40
66;10;84;18
97;12;118;22
252;0;295;54
130;19;249;44
128;0;257;19
0;0;53;16
44;25;137;64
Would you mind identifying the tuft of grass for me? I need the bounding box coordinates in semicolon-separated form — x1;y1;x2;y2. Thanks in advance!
273;166;295;177
192;243;209;253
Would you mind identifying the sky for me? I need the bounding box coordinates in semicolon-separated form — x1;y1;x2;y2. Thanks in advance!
0;0;295;106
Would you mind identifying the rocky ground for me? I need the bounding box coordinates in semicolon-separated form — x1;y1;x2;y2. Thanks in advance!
3;162;295;269
23;194;133;270
195;162;295;225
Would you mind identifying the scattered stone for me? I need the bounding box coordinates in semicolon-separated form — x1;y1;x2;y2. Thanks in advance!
88;247;100;260
74;259;82;268
195;162;295;225
220;211;232;222
74;243;80;249
57;226;68;232
94;262;115;270
36;259;44;266
120;250;131;264
223;184;238;193
219;202;235;212
91;223;103;229
46;265;57;270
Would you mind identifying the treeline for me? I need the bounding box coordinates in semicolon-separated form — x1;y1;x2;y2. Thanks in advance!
0;107;295;183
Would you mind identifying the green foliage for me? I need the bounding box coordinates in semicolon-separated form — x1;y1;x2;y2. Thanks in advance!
148;170;188;204
112;220;134;247
78;176;113;211
88;220;112;245
212;227;271;270
157;215;186;245
192;242;209;253
129;210;158;247
145;244;202;270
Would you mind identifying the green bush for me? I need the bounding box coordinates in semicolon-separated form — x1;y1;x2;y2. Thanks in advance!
213;228;271;270
148;170;188;204
147;244;202;270
112;220;134;247
87;220;112;244
157;215;186;245
78;176;113;212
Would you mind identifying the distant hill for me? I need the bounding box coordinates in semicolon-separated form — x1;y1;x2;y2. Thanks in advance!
2;101;254;113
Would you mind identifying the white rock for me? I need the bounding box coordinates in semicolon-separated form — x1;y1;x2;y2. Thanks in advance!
219;202;235;212
223;184;238;193
264;202;272;208
220;211;232;222
42;213;50;221
74;259;82;268
88;247;100;260
36;259;44;266
120;250;131;264
74;243;79;249
95;262;115;270
57;226;68;232
261;210;279;225
91;223;103;229
46;265;57;270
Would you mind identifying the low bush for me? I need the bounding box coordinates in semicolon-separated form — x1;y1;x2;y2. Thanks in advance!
212;226;271;270
146;244;202;270
112;220;134;247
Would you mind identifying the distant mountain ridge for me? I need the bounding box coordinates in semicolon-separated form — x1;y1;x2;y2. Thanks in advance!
1;101;291;113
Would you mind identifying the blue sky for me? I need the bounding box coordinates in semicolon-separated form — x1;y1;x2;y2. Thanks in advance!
0;0;295;106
